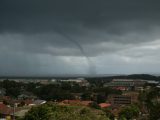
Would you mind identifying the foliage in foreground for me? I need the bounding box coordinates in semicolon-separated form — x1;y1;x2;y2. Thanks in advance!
138;88;160;120
21;103;110;120
119;104;140;120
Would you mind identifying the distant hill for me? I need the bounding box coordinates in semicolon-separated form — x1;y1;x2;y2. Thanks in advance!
0;74;160;81
87;74;160;82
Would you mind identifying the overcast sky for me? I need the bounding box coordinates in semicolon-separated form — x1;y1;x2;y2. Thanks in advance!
1;0;160;76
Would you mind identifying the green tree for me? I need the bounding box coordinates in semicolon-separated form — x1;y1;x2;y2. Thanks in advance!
149;102;160;120
103;108;115;120
96;94;106;104
81;92;92;100
23;103;110;120
89;102;100;109
23;104;53;120
119;105;140;120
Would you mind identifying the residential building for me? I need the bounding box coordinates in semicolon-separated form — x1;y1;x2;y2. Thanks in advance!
104;79;146;91
123;92;139;103
109;95;131;105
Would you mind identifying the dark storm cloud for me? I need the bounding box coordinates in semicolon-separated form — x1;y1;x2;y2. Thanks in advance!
1;0;160;75
1;0;160;33
1;0;160;46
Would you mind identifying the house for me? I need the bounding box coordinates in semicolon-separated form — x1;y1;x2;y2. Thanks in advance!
0;102;30;119
0;102;17;119
60;100;93;106
99;103;111;108
81;101;93;106
32;100;46;105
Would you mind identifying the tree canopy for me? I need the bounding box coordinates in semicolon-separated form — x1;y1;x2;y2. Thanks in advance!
22;103;110;120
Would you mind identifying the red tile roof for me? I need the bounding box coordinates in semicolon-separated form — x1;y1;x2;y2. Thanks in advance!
0;103;20;115
61;100;93;106
81;101;93;106
0;103;13;115
99;103;111;108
